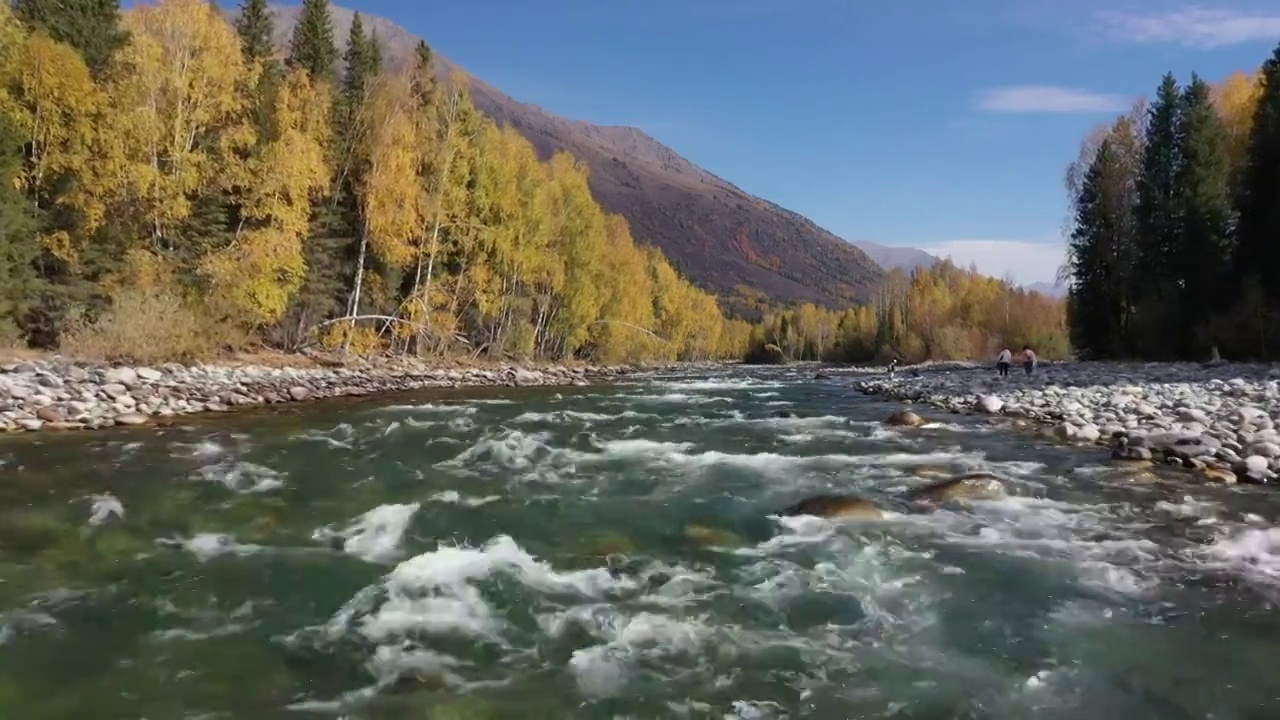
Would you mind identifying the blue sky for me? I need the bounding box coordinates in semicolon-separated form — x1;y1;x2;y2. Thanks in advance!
304;1;1275;284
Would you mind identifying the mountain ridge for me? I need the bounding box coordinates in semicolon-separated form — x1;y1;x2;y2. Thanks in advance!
265;3;884;314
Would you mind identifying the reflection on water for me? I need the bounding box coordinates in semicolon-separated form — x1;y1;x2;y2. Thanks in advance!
2;367;1280;719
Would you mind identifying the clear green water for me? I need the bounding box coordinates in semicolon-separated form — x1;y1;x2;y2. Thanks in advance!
3;367;1280;719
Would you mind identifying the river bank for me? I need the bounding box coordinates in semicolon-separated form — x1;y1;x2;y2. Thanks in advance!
0;353;691;433
852;360;1280;484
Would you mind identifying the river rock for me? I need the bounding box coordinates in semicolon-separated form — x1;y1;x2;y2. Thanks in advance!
781;495;884;520
1198;464;1237;485
101;383;129;399
136;367;163;381
35;406;66;423
683;524;744;548
912;472;1008;503
885;410;926;428
288;386;311;401
114;413;148;426
103;367;138;387
975;395;1003;414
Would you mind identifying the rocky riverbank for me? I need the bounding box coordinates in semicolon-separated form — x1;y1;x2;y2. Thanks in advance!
853;361;1280;484
0;356;674;433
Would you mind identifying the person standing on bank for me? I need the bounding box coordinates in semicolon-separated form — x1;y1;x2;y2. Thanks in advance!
996;347;1012;377
1022;345;1037;376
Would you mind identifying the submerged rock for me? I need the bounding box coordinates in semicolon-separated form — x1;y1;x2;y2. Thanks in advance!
885;409;926;427
780;494;884;519
1196;464;1238;485
683;524;744;548
911;472;1007;503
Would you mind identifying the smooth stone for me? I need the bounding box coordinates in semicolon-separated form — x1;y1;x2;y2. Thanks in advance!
16;418;43;431
35;406;66;423
885;410;926;428
103;367;138;387
136;367;163;381
288;386;312;401
102;383;129;399
114;413;148;426
912;472;1007;502
975;395;1003;414
780;495;884;520
1198;465;1237;485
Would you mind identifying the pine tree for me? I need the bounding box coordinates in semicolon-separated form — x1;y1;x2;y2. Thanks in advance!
369;27;384;76
235;0;274;64
1132;73;1182;354
1235;41;1280;304
1068;137;1138;358
1171;74;1233;355
12;0;127;78
286;0;336;84
341;12;377;107
412;40;437;105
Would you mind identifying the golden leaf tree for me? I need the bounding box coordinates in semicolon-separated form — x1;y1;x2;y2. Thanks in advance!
203;68;331;326
101;0;255;260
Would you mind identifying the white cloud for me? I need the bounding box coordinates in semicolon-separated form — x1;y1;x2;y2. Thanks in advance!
976;86;1132;114
1095;7;1280;49
914;239;1066;286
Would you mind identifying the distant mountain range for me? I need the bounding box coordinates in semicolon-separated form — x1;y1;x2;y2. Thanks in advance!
847;240;1067;297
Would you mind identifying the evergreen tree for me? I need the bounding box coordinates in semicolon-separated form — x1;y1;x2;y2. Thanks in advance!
286;0;336;84
369;27;384;76
12;0;127;78
341;12;377;107
412;40;436;102
235;0;275;63
1068;138;1137;358
1235;41;1280;304
0;111;42;341
1171;74;1233;354
1131;73;1182;354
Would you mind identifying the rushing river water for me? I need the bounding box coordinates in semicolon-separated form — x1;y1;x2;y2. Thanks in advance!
3;366;1280;719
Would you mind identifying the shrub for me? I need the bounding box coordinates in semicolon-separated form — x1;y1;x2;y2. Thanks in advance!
59;287;238;363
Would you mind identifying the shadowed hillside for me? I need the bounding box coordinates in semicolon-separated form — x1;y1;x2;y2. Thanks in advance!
266;3;884;313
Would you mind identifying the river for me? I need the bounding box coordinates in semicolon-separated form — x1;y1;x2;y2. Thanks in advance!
2;366;1279;719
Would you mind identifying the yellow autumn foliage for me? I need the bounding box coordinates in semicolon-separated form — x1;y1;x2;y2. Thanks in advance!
1;0;747;362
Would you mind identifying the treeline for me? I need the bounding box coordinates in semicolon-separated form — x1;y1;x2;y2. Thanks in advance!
1066;44;1280;360
0;0;749;363
744;260;1069;363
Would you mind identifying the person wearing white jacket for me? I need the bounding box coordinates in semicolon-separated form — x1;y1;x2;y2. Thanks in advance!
996;348;1012;377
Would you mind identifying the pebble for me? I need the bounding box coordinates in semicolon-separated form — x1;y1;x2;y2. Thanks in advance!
0;355;664;434
855;360;1280;485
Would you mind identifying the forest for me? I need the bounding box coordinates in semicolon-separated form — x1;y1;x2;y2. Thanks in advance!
1065;41;1280;361
0;0;753;363
742;260;1069;364
1;0;1069;367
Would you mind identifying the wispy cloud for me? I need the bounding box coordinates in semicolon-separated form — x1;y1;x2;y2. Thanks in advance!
914;239;1066;285
1095;7;1280;49
976;86;1132;114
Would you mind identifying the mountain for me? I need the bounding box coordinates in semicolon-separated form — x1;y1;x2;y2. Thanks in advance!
848;241;939;273
265;4;884;314
1024;281;1067;298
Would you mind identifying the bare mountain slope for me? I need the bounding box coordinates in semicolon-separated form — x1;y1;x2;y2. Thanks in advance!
266;4;884;310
